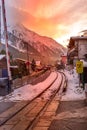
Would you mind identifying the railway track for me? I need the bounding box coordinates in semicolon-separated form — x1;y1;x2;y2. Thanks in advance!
0;71;67;130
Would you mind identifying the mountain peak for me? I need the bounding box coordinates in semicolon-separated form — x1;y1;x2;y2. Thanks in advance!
1;23;66;64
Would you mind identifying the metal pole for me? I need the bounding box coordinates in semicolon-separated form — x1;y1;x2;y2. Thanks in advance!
0;6;1;44
27;43;29;75
1;0;12;92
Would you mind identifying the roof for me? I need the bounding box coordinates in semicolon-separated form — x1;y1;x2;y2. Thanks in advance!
68;36;87;48
70;36;87;41
10;66;18;68
68;48;76;55
61;55;67;57
0;55;6;60
13;58;27;62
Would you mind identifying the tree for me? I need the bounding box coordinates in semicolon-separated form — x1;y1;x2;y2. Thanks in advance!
0;49;6;54
31;59;36;71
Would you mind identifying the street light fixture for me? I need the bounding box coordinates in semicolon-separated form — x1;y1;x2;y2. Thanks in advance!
27;42;30;75
23;41;30;75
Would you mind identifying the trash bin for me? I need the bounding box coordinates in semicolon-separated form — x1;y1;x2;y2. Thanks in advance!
0;77;9;96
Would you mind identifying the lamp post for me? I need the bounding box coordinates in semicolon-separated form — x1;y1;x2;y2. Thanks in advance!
24;41;30;75
0;6;1;42
1;0;12;92
27;43;30;74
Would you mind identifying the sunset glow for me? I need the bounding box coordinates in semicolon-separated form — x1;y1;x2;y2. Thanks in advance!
1;0;87;46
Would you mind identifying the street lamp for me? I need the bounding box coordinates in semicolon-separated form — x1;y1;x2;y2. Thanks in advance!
23;41;30;75
27;42;30;74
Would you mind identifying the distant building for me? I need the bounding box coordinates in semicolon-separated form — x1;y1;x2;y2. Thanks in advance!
67;36;87;65
36;61;41;66
61;55;67;64
0;55;7;78
0;55;7;69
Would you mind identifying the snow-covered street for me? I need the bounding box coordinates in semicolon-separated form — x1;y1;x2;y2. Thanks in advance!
0;72;57;101
0;69;86;130
0;69;86;102
61;68;85;101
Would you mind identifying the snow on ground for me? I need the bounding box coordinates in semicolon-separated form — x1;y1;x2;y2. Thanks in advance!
0;55;6;60
0;72;57;102
61;68;86;101
41;72;62;100
0;68;86;102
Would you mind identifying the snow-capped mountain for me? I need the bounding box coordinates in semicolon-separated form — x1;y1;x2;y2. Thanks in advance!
1;24;66;64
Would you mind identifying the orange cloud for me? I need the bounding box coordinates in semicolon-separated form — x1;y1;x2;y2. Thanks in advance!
4;0;87;46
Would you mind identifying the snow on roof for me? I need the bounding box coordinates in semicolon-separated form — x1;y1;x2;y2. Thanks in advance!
68;48;75;55
0;55;6;60
10;66;18;68
14;58;27;62
70;36;87;40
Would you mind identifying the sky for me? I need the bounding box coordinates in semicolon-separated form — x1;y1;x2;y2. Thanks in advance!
0;0;87;46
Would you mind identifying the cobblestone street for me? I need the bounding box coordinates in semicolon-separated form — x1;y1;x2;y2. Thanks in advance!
48;100;87;130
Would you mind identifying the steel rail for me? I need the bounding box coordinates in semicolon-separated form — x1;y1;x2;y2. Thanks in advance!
26;72;66;130
0;72;58;127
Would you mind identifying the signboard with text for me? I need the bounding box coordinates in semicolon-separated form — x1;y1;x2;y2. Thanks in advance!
76;61;83;73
